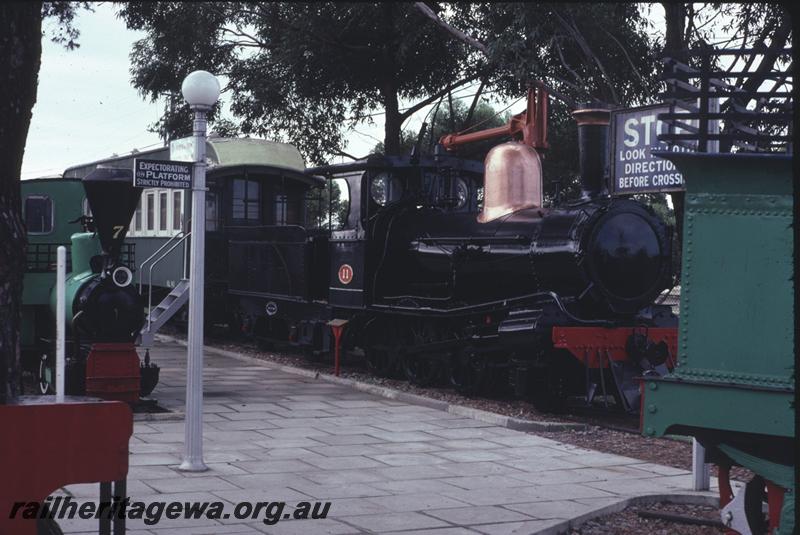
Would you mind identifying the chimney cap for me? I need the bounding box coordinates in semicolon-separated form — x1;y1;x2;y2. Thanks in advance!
572;108;611;126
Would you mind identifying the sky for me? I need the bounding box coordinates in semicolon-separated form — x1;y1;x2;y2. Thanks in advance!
21;3;676;179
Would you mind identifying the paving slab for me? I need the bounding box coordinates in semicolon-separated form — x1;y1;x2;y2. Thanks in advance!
52;339;714;534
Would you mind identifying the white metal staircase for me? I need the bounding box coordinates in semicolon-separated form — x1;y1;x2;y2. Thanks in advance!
138;279;190;348
136;230;192;348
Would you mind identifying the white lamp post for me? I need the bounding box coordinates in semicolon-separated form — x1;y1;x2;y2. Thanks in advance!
178;70;220;472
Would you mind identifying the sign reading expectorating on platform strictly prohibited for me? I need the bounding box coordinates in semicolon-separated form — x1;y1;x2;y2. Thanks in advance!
133;158;193;189
610;104;695;195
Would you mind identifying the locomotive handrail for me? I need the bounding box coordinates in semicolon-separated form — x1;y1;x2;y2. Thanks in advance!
373;290;614;326
145;232;191;332
138;230;186;292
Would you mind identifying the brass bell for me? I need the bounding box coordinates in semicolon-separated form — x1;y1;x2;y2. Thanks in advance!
478;141;543;223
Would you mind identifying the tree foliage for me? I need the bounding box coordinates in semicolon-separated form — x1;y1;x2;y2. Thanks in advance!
441;2;661;108
119;2;479;164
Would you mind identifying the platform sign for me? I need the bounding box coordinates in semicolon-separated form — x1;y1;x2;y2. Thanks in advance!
610;104;695;195
133;158;193;189
169;136;195;162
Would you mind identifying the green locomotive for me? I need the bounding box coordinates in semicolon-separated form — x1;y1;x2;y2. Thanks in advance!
20;174;158;398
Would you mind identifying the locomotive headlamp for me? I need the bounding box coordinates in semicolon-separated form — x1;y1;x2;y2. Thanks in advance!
111;266;133;288
181;70;220;110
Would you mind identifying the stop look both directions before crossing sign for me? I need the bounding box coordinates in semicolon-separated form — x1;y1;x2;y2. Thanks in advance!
133;158;194;189
610;104;696;195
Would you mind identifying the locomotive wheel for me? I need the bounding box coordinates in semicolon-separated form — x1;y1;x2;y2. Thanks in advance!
528;351;569;413
38;354;53;395
402;355;441;387
743;475;768;535
448;346;486;396
402;322;444;386
363;319;402;378
366;344;403;378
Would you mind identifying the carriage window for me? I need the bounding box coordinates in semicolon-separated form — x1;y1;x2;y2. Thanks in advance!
274;194;288;225
132;198;142;234
206;191;218;232
83;198;92;217
159;191;168;231
172;191;183;231
232;178;261;221
370;172;403;206
24;195;53;234
146;192;155;231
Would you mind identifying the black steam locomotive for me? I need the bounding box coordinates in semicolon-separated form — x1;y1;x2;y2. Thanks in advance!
225;91;677;412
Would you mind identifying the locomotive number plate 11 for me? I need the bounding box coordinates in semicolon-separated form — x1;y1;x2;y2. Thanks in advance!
338;264;353;285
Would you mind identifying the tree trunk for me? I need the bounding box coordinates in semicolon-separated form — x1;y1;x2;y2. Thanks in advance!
383;83;402;155
380;3;402;155
0;3;43;403
662;2;687;285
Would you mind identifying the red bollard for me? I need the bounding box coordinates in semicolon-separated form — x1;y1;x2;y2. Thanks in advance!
327;319;348;377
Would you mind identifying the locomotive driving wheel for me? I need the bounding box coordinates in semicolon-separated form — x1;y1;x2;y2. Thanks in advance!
363;318;402;378
402;321;445;387
448;345;487;396
38;353;53;394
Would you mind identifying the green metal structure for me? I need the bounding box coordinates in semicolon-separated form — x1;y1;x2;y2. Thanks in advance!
641;152;794;533
20;178;89;350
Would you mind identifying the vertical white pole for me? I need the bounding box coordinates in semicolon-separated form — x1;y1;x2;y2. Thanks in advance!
690;89;716;493
56;246;66;402
708;88;720;154
692;439;710;490
179;108;208;472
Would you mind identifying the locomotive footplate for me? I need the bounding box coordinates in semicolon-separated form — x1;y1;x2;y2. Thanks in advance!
551;326;678;413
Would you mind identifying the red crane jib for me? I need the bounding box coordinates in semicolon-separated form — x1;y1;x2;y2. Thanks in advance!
439;84;550;151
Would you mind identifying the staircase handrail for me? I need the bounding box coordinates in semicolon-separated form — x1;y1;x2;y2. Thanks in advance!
138;230;186;292
145;232;191;332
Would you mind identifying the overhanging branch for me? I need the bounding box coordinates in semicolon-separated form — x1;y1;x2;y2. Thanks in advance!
412;2;579;109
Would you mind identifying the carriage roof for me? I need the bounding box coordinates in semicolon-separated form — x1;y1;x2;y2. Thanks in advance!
62;137;308;180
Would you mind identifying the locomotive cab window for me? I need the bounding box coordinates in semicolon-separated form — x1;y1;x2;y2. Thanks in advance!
306;177;351;230
24;195;53;234
370;172;403;206
232;178;261;222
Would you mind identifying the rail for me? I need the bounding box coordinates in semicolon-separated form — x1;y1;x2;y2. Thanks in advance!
145;232;191;332
138;231;186;293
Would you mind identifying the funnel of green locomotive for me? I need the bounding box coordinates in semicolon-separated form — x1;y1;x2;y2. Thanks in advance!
47;167;159;400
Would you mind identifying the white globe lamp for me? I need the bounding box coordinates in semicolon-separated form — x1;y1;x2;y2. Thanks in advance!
181;70;220;109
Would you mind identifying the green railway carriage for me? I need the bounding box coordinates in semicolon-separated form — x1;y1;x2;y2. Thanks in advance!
20;178;92;375
641;153;794;534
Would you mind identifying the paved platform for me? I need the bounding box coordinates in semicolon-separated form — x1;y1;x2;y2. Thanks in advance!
56;340;714;534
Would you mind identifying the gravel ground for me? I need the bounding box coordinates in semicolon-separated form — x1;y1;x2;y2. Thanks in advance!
570;502;724;535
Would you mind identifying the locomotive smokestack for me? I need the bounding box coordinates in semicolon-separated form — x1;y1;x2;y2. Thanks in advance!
572;108;611;199
82;167;142;262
